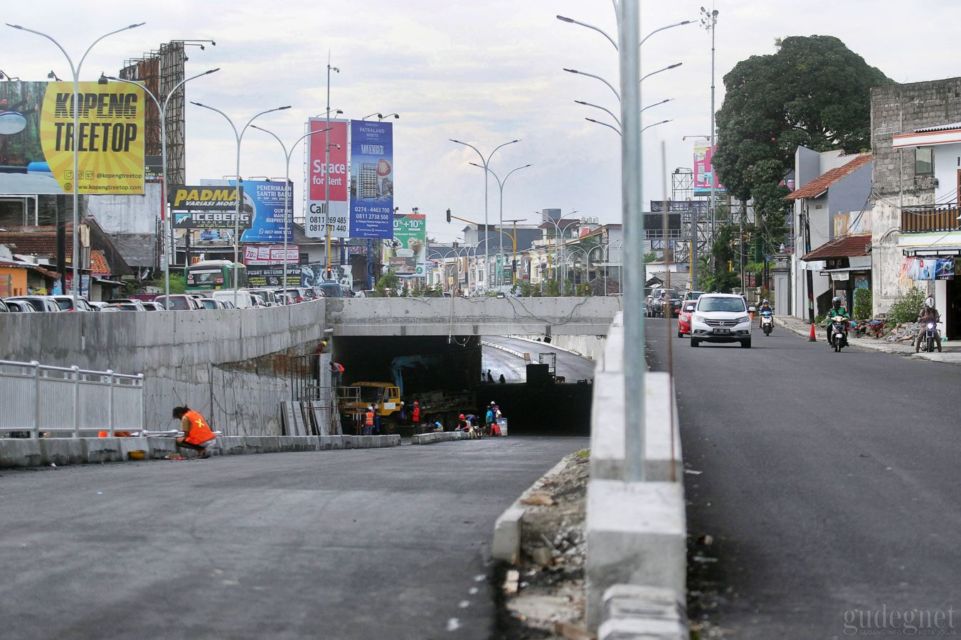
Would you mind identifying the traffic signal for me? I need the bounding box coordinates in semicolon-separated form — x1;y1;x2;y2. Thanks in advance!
446;208;451;223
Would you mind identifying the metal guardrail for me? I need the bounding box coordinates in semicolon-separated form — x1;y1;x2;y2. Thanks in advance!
0;360;144;438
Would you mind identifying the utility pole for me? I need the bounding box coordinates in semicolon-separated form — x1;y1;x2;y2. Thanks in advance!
803;204;816;331
325;53;339;280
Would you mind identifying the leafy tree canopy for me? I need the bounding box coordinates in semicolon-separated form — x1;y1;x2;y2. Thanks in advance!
713;35;890;243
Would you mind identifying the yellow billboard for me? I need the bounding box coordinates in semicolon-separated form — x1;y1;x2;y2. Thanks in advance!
39;82;145;195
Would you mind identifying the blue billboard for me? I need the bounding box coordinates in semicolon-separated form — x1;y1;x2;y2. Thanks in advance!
349;120;393;238
228;179;294;244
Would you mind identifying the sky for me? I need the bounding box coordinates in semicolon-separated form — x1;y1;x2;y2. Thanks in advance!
4;0;961;244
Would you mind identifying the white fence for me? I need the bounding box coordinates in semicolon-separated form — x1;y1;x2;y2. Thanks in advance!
0;360;144;437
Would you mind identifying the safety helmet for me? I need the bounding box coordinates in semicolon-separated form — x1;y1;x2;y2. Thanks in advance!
762;299;769;305
832;296;841;307
459;413;466;420
490;401;496;405
925;296;935;308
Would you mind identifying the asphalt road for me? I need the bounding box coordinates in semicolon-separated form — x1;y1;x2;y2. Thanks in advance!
0;436;585;640
482;336;596;383
646;318;961;638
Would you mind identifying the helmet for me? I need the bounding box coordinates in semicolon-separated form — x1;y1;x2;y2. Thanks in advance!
490;401;496;405
832;296;841;307
459;414;466;420
925;296;935;308
762;299;769;305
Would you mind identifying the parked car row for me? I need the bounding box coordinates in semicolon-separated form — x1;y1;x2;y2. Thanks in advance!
0;284;346;313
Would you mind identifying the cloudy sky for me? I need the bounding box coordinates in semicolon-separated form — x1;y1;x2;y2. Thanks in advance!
4;0;959;242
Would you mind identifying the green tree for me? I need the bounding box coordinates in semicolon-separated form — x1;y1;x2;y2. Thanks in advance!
713;36;890;254
374;269;399;297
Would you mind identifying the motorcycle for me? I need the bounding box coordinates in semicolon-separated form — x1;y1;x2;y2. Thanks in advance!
760;310;774;336
829;316;849;352
918;321;941;353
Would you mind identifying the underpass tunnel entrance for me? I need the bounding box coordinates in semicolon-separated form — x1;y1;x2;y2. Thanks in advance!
333;334;593;436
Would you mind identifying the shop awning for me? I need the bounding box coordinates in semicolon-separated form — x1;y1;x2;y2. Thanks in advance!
902;246;961;257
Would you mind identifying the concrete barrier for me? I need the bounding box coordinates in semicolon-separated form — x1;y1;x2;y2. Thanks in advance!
410;431;467;445
0;439;41;467
84;438;124;464
0;433;403;469
583;313;688;632
41;439;86;466
598;584;687;638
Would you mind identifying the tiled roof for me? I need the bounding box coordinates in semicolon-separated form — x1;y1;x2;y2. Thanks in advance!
0;260;60;280
0;227;59;258
801;234;871;261
90;250;110;276
785;154;872;200
915;122;961;133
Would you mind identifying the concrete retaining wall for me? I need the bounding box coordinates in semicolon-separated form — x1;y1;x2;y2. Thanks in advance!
517;334;608;361
328;296;621;336
0;301;328;437
0;434;401;468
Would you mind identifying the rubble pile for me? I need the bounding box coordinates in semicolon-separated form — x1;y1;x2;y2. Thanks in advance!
498;451;591;640
884;321;919;343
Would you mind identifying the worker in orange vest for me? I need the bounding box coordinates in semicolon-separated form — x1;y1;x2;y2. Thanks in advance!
364;405;375;435
173;405;216;458
411;400;421;426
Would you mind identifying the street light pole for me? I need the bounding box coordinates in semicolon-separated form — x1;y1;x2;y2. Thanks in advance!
250;126;332;291
701;6;720;266
618;0;645;482
107;68;219;304
325;55;340;281
190;102;291;303
449;138;519;292
469;163;531;287
7;22;144;303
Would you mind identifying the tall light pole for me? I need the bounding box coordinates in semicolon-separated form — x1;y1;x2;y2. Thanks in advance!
469;162;531;287
449;138;519;292
250;125;332;291
190;102;291;302
701;6;719;266
107;68;219;304
556;15;693;50
617;0;645;481
7;22;144;303
323;55;341;281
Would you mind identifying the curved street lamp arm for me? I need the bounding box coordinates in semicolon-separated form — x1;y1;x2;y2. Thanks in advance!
641;119;672;133
640;20;693;47
555;15;618;51
575;99;621;127
240;105;291;143
79;23;144;69
109;76;162;112
586;117;622;136
564;68;620;101
487;138;520;165
640;63;683;84
641;98;672;113
7;25;77;77
469;161;501;187
503;164;532;185
450;139;486;166
191;101;240;141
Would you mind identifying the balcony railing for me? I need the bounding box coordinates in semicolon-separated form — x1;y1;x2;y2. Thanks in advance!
901;206;961;234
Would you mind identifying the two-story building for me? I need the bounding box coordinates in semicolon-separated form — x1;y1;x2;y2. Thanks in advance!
786;148;873;317
870;77;961;337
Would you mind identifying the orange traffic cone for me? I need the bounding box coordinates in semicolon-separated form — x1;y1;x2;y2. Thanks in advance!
808;322;817;342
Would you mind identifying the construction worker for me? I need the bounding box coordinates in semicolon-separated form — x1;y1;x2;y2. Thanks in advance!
172;406;216;458
364;405;375;435
411;400;421;426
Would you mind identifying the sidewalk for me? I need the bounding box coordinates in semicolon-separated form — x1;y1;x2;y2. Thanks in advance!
775;315;961;364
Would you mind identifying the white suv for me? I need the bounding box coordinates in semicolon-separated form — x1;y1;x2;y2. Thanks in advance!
690;293;752;348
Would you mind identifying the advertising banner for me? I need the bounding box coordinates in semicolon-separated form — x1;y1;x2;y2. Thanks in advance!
0;82;45;177
243;245;299;265
901;257;955;281
387;213;427;277
169;185;240;211
224;179;293;244
306;118;349;239
692;142;724;196
349;120;394;238
247;265;292;288
39;82;145;194
173;210;251;229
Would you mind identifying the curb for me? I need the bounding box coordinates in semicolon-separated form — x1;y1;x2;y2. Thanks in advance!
481;340;529;361
0;434;402;469
410;431;467;445
491;454;573;564
506;335;586;358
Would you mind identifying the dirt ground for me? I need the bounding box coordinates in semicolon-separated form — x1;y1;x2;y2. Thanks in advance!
493;450;592;640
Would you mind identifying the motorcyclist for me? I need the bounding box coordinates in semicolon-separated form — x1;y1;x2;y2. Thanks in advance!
915;296;942;353
824;296;850;344
757;299;773;327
